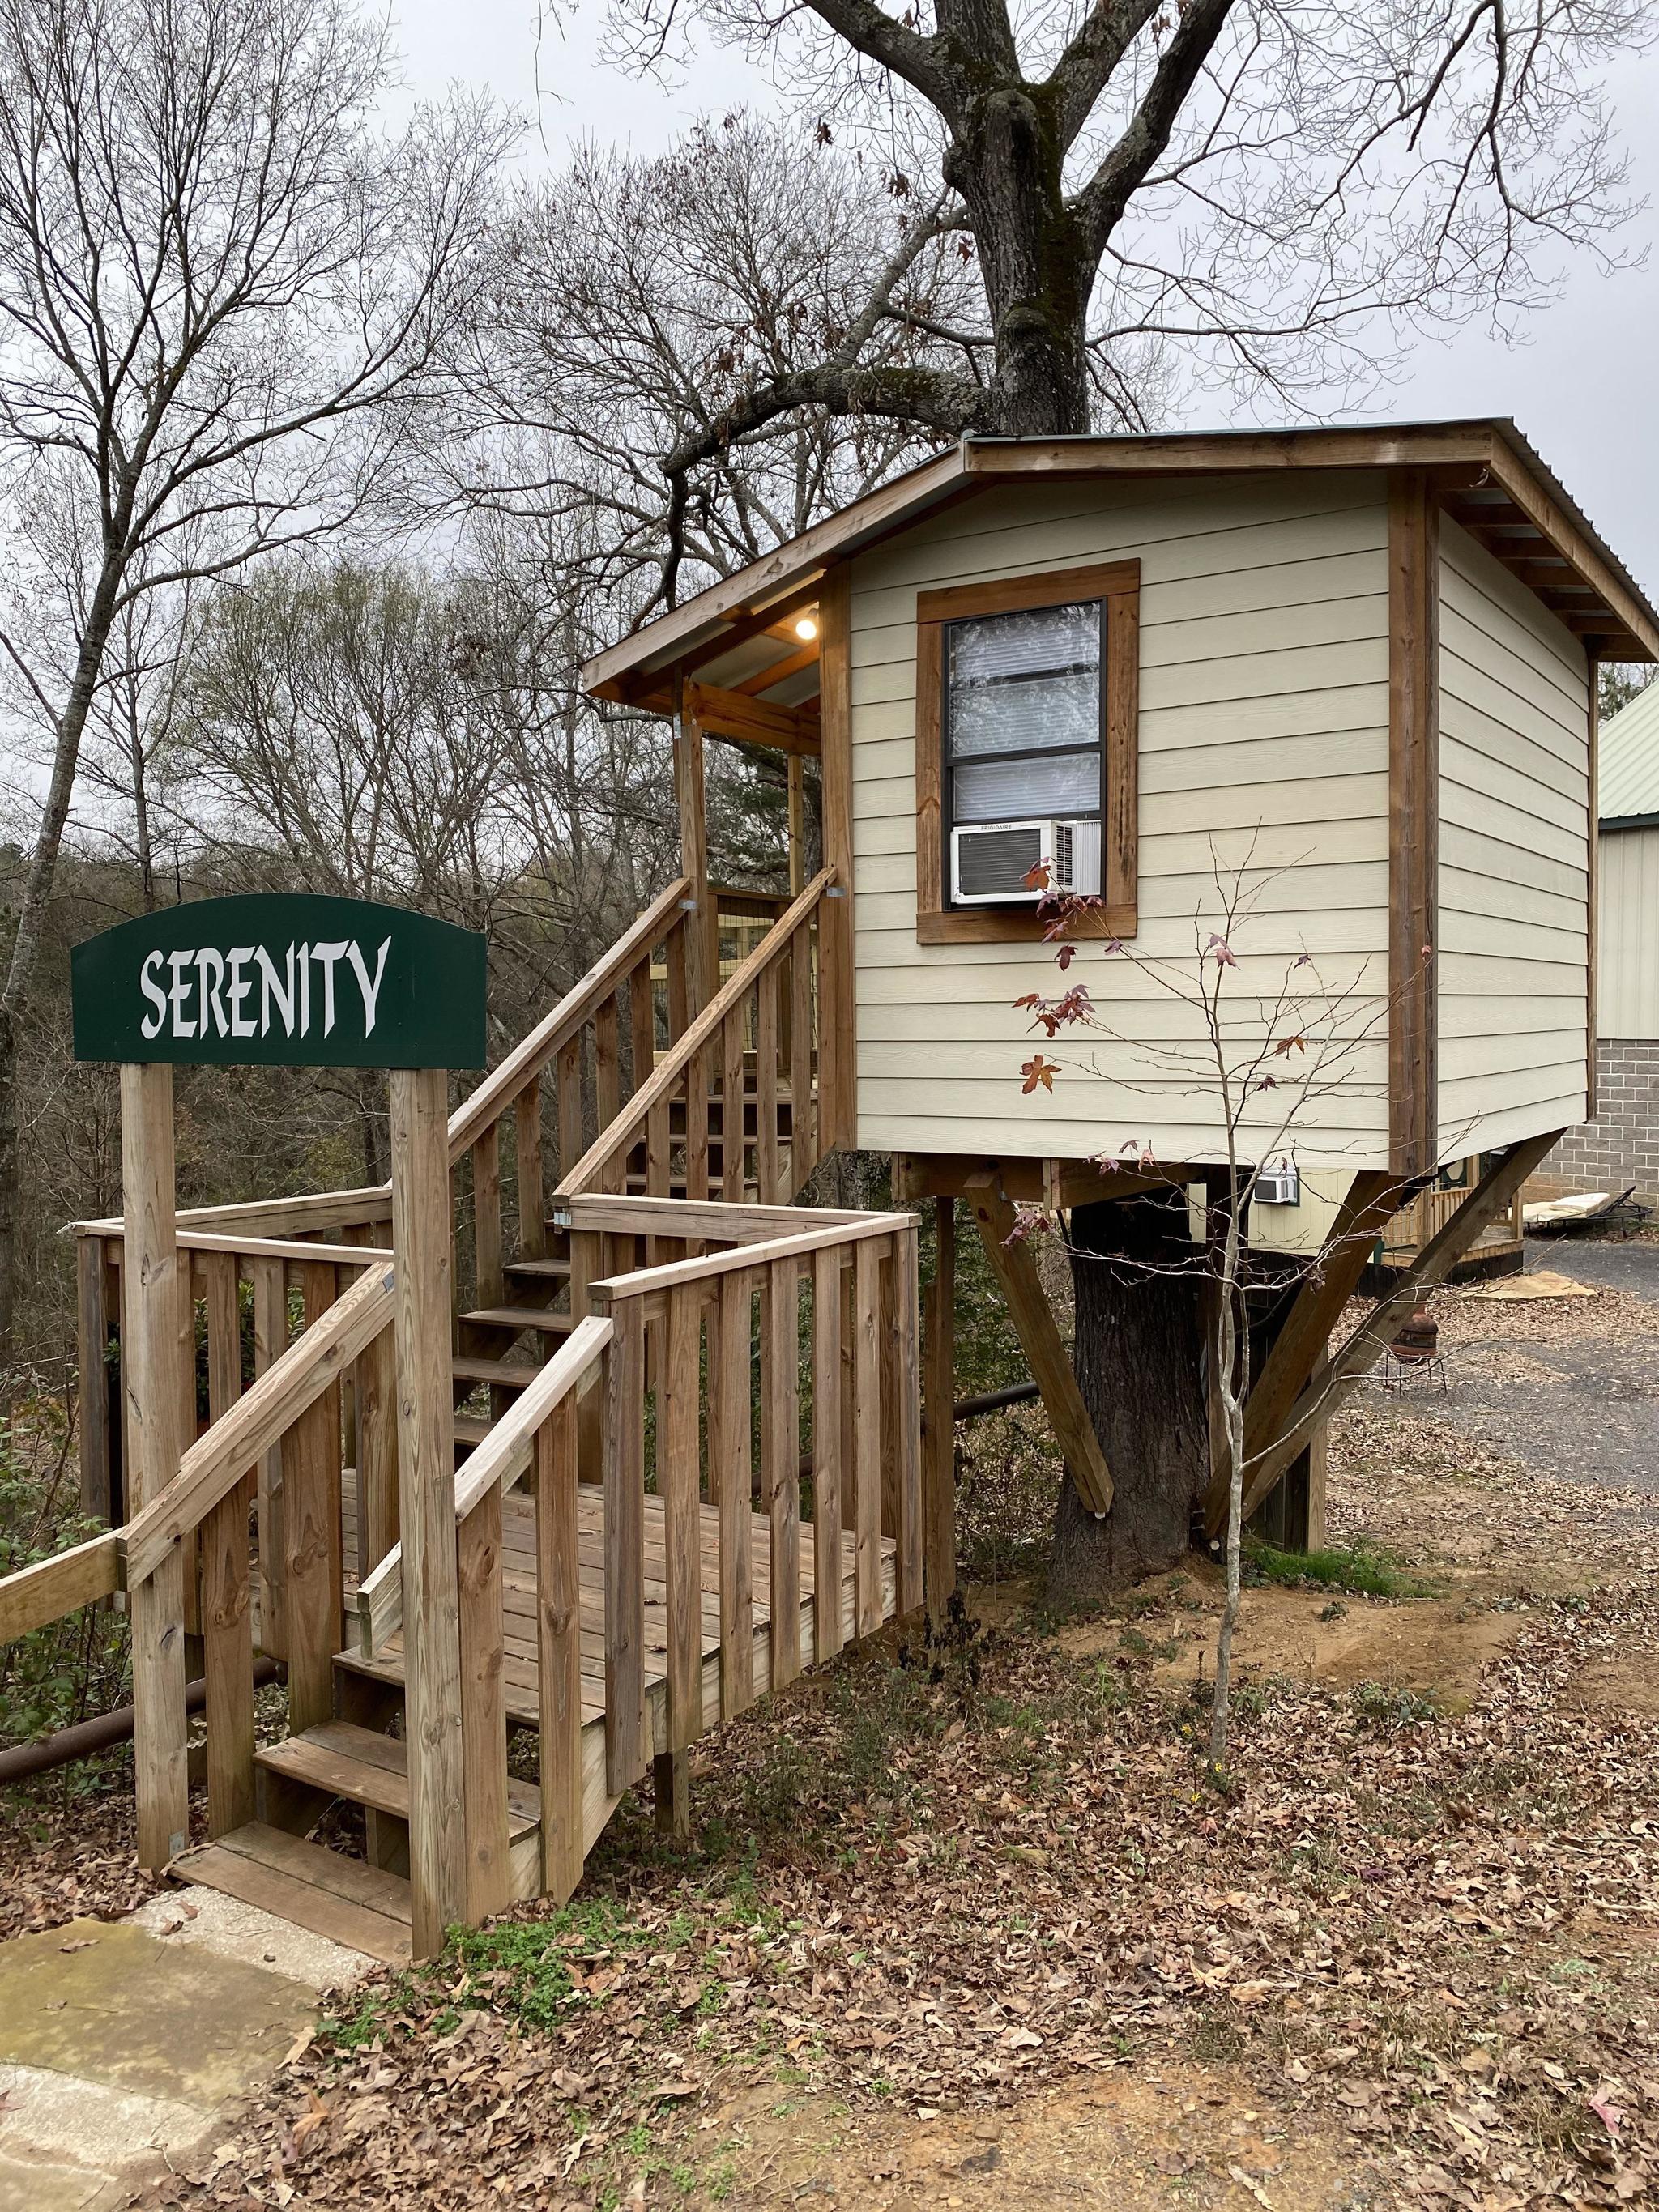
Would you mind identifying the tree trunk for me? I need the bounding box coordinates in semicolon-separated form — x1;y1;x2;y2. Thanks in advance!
945;88;1093;437
1047;1191;1208;1605
0;546;127;1355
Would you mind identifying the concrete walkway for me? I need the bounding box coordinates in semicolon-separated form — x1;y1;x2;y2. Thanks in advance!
0;1886;375;2210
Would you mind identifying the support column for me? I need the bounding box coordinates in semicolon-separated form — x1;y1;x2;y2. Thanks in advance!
390;1066;467;1958
122;1062;189;1874
922;1196;957;1625
818;565;855;1151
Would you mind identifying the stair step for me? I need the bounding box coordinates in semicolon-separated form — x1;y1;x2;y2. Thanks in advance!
505;1256;569;1281
461;1305;574;1335
169;1820;412;1965
255;1721;540;1841
454;1412;492;1447
453;1353;547;1389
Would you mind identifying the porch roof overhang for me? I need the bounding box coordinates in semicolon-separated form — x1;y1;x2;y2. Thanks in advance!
581;419;1659;710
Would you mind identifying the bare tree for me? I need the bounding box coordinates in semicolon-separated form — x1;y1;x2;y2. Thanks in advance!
1015;849;1455;1755
458;112;988;614
591;0;1653;600
0;0;513;1346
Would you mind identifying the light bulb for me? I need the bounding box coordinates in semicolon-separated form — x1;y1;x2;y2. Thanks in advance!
794;615;817;641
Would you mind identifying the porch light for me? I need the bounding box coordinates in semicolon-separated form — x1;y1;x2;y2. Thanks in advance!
794;614;818;641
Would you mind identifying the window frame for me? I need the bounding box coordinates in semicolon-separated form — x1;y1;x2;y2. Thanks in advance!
914;559;1140;944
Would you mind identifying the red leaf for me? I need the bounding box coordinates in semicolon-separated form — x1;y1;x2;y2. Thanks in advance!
1021;1055;1057;1094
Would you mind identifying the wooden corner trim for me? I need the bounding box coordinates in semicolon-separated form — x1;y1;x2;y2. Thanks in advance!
1388;471;1440;1179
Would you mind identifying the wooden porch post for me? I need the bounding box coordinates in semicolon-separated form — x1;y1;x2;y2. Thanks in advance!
390;1066;467;1958
818;565;855;1152
674;675;714;1019
122;1062;190;1874
922;1196;957;1625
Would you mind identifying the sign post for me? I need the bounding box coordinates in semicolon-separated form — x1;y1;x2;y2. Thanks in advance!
73;896;485;1889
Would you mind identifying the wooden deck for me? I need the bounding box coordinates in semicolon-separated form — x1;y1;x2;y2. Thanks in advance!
330;1477;898;1863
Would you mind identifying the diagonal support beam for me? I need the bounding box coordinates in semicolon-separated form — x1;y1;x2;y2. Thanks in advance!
1237;1131;1560;1523
1201;1169;1407;1538
964;1174;1113;1516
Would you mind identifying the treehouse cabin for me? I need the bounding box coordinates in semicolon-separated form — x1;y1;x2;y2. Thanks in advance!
4;420;1654;1970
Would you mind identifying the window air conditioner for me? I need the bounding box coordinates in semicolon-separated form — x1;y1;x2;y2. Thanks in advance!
1253;1160;1301;1207
949;818;1102;906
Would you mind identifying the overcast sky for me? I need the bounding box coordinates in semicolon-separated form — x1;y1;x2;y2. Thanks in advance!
400;1;1659;589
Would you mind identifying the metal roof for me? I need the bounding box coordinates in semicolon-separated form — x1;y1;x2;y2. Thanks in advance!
1600;680;1659;824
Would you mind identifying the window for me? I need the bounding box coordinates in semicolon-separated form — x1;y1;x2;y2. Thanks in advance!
915;560;1139;943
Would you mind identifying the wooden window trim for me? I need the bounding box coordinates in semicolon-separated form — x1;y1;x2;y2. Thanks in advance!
914;559;1140;944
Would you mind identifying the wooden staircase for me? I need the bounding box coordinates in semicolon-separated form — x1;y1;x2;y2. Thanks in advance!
41;868;928;1965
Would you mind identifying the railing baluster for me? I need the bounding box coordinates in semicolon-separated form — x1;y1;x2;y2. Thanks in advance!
714;1268;754;1717
756;966;779;1203
603;1297;646;1792
663;1285;703;1747
811;1245;843;1663
249;1256;288;1660
853;1240;883;1637
283;1260;343;1730
684;1042;709;1213
458;1485;510;1920
357;1319;399;1577
666;917;689;1044
790;922;815;1190
515;1076;545;1261
763;1257;800;1692
202;1250;254;1839
557;1034;583;1184
595;994;621;1135
629;954;655;1102
536;1391;584;1901
473;1123;503;1310
76;1234;113;1520
721;1010;744;1202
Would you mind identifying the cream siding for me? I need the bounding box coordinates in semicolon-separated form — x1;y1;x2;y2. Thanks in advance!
1597;825;1659;1038
848;473;1396;1171
1435;518;1591;1157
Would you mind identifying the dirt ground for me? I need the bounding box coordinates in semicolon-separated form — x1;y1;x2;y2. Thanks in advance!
11;1228;1657;2212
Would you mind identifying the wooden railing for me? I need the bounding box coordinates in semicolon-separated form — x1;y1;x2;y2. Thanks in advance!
2;1244;395;1871
561;871;829;1209
72;876;714;1519
586;1195;923;1803
1378;1178;1525;1263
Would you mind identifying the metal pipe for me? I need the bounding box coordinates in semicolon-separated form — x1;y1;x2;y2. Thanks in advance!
953;1379;1039;1420
0;1656;280;1786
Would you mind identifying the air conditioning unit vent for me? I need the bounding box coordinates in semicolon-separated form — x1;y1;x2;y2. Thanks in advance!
1254;1160;1301;1207
949;818;1102;906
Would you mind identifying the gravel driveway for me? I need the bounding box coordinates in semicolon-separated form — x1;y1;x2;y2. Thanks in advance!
1371;1231;1659;1499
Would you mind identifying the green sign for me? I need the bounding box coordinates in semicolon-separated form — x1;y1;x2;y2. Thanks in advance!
71;895;486;1068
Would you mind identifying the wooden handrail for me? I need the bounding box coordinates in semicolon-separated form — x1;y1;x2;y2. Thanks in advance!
88;1230;393;1267
559;869;833;1198
124;1259;395;1584
0;1531;123;1642
446;876;691;1165
557;1193;865;1239
453;1315;613;1521
70;1189;391;1241
590;1208;914;1302
353;1314;613;1660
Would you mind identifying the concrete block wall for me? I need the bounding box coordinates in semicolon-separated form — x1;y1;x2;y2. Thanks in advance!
1534;1038;1659;1203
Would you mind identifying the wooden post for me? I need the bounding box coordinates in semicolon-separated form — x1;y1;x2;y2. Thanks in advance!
921;1198;957;1625
535;1392;584;1901
458;1488;510;1920
818;565;855;1151
893;1225;923;1617
390;1066;467;1958
674;676;713;1019
473;1123;503;1310
787;755;806;897
356;1321;399;1576
282;1261;343;1733
249;1257;288;1658
122;1063;189;1874
515;1076;546;1260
